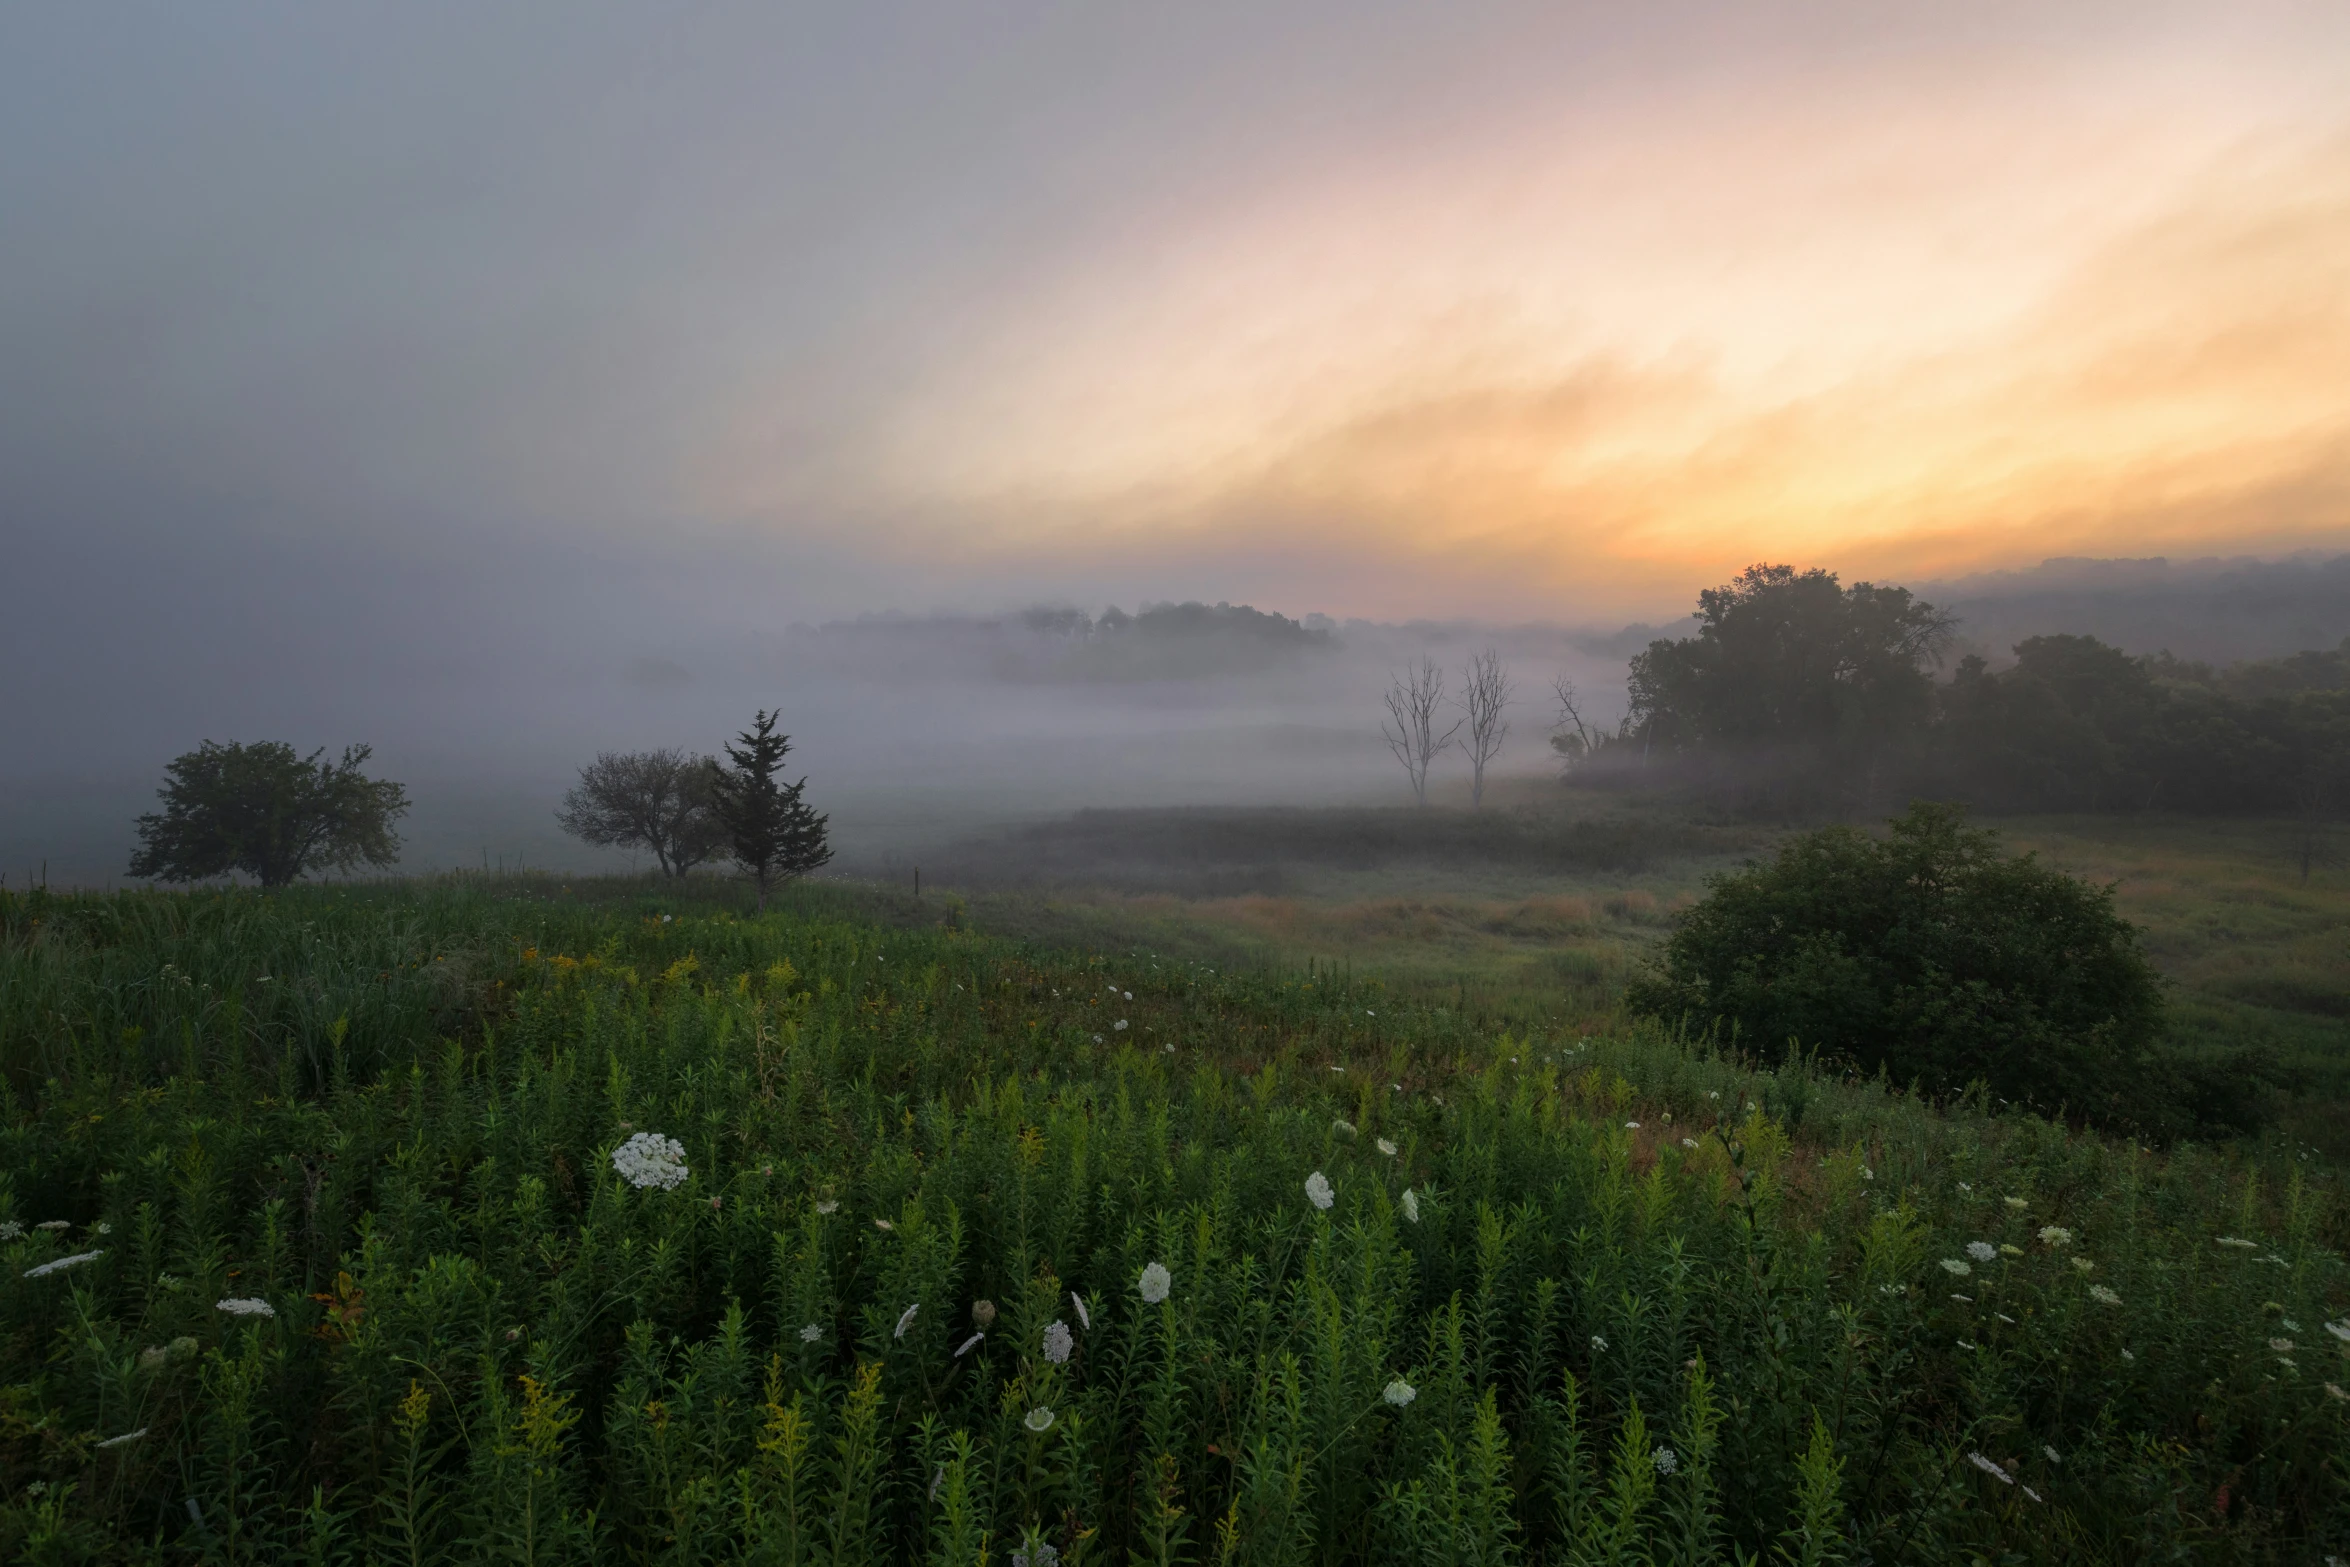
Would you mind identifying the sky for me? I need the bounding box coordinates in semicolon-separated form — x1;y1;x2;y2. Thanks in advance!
5;2;2350;879
5;0;2347;630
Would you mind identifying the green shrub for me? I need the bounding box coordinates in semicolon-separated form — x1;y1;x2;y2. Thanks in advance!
1627;802;2168;1126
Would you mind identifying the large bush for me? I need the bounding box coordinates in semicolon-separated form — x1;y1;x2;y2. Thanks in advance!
1628;802;2167;1123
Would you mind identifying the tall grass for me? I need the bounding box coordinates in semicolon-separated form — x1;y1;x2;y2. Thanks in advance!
1;878;2344;1563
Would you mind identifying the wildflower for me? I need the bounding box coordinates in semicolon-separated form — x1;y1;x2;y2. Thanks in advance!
138;1345;169;1372
2070;1256;2095;1273
800;1324;822;1343
2325;1320;2350;1343
2000;1243;2024;1257
2022;1484;2044;1503
1682;1137;1699;1149
1304;1172;1335;1211
91;1222;112;1236
1399;1189;1420;1223
874;1218;895;1232
2269;1337;2295;1353
97;1428;147;1450
2326;1383;2348;1403
1383;1378;1416;1407
2043;1446;2062;1463
215;1296;275;1317
26;1250;104;1278
611;1133;689;1191
2119;1348;2134;1361
973;1299;999;1328
1950;1294;1973;1303
0;1221;21;1242
170;1336;197;1358
1624;1121;1641;1130
1965;1242;1997;1263
1957;1182;1972;1192
1012;1541;1060;1567
36;1220;70;1231
1967;1452;2015;1485
2038;1226;2073;1247
1377;1138;1398;1157
814;1200;839;1215
1113;1020;1127;1032
1123;991;1132;1001
1591;1334;1608;1353
1653;1445;1678;1475
1996;1312;2016;1324
1860;1167;1874;1181
1139;1263;1172;1304
929;1464;946;1501
895;1303;919;1338
1043;1321;1074;1364
1024;1406;1056;1433
2215;1236;2257;1249
1940;1259;1972;1277
956;1333;984;1358
2088;1285;2122;1306
1071;1291;1090;1330
2004;1197;2028;1211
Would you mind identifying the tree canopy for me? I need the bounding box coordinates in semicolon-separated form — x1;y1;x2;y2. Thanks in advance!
555;749;728;876
129;741;408;887
711;710;831;910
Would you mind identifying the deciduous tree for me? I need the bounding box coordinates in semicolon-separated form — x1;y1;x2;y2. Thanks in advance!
129;741;408;887
554;749;727;877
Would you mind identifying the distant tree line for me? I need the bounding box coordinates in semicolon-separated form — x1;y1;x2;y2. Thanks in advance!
1580;564;2350;830
130;711;830;900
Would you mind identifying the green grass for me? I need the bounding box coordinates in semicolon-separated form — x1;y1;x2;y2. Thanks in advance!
2;875;2347;1564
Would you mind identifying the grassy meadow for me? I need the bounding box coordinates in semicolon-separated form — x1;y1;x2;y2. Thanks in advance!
2;872;2347;1563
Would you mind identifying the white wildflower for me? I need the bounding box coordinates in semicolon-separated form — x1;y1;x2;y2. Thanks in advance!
2325;1320;2350;1343
875;1218;895;1231
36;1220;70;1231
2215;1236;2257;1249
1333;1118;1356;1139
26;1250;104;1278
0;1221;21;1242
1139;1263;1171;1304
1940;1259;1972;1277
1071;1291;1090;1330
1957;1182;1972;1192
2043;1446;2061;1463
1043;1321;1074;1364
1996;1313;2016;1324
91;1222;112;1236
1383;1377;1416;1407
2000;1244;2024;1257
1860;1167;1874;1181
2088;1285;2122;1306
1304;1171;1334;1211
1400;1188;1420;1223
2038;1226;2072;1247
2120;1348;2134;1361
814;1200;839;1215
1625;1121;1641;1130
956;1332;984;1358
2325;1383;2347;1402
1591;1334;1608;1353
97;1428;147;1449
1951;1293;1973;1303
2022;1484;2044;1503
1966;1242;1997;1263
1113;1020;1128;1032
1967;1452;2014;1485
1653;1445;1678;1475
800;1324;822;1343
611;1132;689;1191
895;1302;919;1339
2269;1337;2296;1353
215;1296;274;1317
138;1345;169;1372
1377;1138;1398;1157
2070;1256;2095;1274
2004;1196;2027;1210
1024;1406;1055;1433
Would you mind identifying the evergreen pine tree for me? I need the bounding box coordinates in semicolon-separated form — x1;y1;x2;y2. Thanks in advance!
711;710;831;910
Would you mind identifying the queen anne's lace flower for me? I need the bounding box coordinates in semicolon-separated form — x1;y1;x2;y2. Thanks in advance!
2269;1337;2296;1353
814;1200;839;1215
98;1428;147;1449
2038;1226;2072;1247
1377;1138;1398;1157
800;1324;822;1343
1023;1406;1055;1433
2215;1236;2257;1249
1940;1259;1972;1277
26;1250;105;1278
215;1296;274;1317
1304;1172;1334;1211
2325;1319;2350;1343
1966;1242;1998;1263
0;1221;22;1241
1139;1263;1171;1304
2070;1256;2096;1273
1383;1378;1416;1407
2088;1285;2122;1306
611;1133;689;1191
1043;1321;1074;1364
1399;1189;1420;1224
1653;1445;1678;1475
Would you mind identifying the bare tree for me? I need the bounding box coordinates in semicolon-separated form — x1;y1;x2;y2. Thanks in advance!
1457;648;1512;808
1382;657;1462;806
555;749;728;876
1550;675;1603;776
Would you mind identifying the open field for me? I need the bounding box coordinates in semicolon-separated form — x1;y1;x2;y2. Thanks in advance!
4;875;2346;1562
907;799;2350;1156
